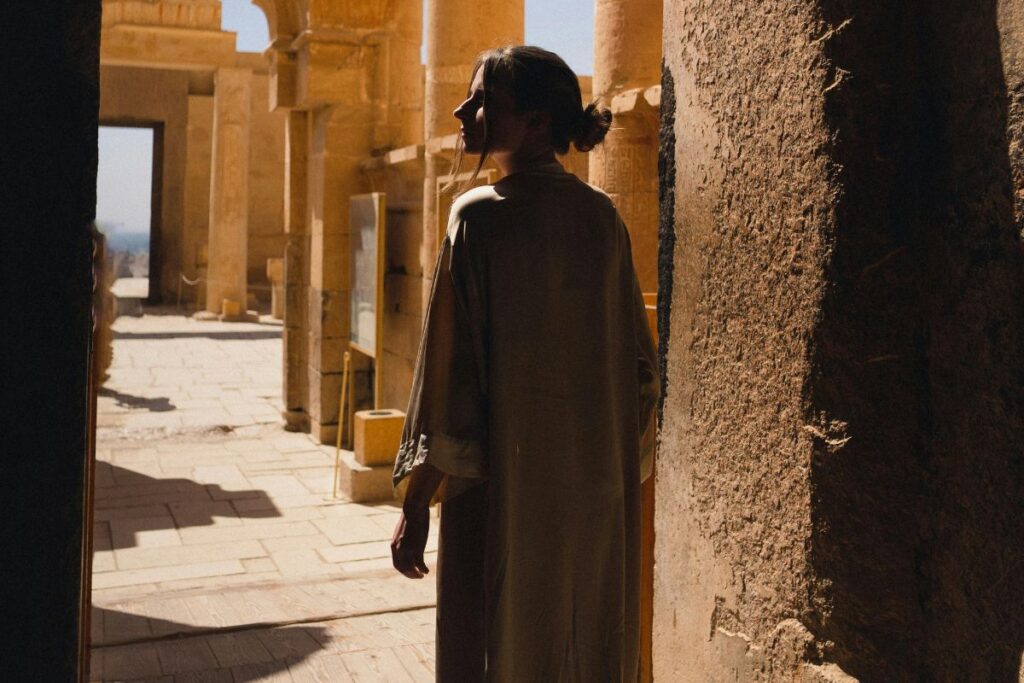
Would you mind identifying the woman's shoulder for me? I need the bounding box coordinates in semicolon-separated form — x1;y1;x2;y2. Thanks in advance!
445;185;504;246
579;179;617;212
450;184;504;222
446;172;622;239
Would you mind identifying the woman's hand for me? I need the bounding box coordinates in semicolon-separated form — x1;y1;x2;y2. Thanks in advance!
392;506;430;579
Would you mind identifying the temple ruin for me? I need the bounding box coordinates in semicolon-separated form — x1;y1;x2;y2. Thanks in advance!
8;0;1024;680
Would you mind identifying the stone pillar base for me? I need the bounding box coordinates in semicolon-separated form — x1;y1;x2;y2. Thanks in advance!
311;420;338;446
218;310;258;323
192;310;258;323
332;449;395;503
282;409;309;433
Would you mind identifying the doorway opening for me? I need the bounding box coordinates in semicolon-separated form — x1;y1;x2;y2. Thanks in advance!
96;124;161;306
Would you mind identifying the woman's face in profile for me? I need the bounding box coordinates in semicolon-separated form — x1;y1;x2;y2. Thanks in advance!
453;67;528;156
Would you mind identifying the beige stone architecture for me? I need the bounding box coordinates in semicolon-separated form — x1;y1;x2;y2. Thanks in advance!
98;0;621;457
100;1;287;309
258;0;603;450
204;67;252;316
591;0;662;291
257;0;425;444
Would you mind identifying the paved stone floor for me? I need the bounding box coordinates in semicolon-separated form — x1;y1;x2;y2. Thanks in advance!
91;309;437;682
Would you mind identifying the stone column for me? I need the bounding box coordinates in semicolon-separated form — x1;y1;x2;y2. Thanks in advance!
289;0;426;443
590;0;662;291
422;0;524;309
205;67;252;317
282;110;309;431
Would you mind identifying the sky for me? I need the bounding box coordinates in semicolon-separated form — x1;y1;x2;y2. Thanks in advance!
97;0;595;235
95;127;153;235
220;0;595;73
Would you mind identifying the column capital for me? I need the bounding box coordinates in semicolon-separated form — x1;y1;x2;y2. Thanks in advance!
280;28;394;111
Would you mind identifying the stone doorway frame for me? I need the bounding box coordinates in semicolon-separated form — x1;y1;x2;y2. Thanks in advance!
97;120;165;304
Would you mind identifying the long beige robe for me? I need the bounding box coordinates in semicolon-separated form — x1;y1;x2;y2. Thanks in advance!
393;160;659;682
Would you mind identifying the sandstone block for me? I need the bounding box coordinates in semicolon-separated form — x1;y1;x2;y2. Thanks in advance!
353;409;405;467
331;450;395;503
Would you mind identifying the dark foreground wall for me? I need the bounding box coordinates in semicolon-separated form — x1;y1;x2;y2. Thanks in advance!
1;1;101;679
656;0;1024;679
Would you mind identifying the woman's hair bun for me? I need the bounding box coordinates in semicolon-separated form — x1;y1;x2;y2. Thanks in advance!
570;103;613;152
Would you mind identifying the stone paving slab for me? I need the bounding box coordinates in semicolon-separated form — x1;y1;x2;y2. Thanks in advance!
91;310;436;681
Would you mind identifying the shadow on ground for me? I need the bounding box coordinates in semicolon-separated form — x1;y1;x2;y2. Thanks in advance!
91;607;327;681
95;463;282;550
98;387;176;412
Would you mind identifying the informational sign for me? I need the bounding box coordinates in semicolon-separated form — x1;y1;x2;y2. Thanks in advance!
349;192;386;359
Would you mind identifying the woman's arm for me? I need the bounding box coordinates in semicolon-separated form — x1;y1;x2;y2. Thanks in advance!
391;463;446;579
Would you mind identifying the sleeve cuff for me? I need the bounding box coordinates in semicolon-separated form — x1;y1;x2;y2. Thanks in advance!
392;432;487;490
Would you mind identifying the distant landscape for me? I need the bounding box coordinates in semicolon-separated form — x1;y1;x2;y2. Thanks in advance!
105;231;149;253
98;223;150;278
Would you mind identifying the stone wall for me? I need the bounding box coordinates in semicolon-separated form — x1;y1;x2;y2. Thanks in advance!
656;0;1024;679
100;61;285;308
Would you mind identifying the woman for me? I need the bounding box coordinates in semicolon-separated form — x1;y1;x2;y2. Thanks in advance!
391;45;659;682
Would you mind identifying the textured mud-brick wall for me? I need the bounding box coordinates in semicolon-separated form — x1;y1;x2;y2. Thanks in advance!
657;0;1024;679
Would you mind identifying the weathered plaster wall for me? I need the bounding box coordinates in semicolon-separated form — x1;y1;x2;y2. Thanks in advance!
99;65;189;303
657;0;1024;679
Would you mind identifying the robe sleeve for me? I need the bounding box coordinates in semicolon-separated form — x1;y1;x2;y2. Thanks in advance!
623;219;659;483
392;219;488;501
